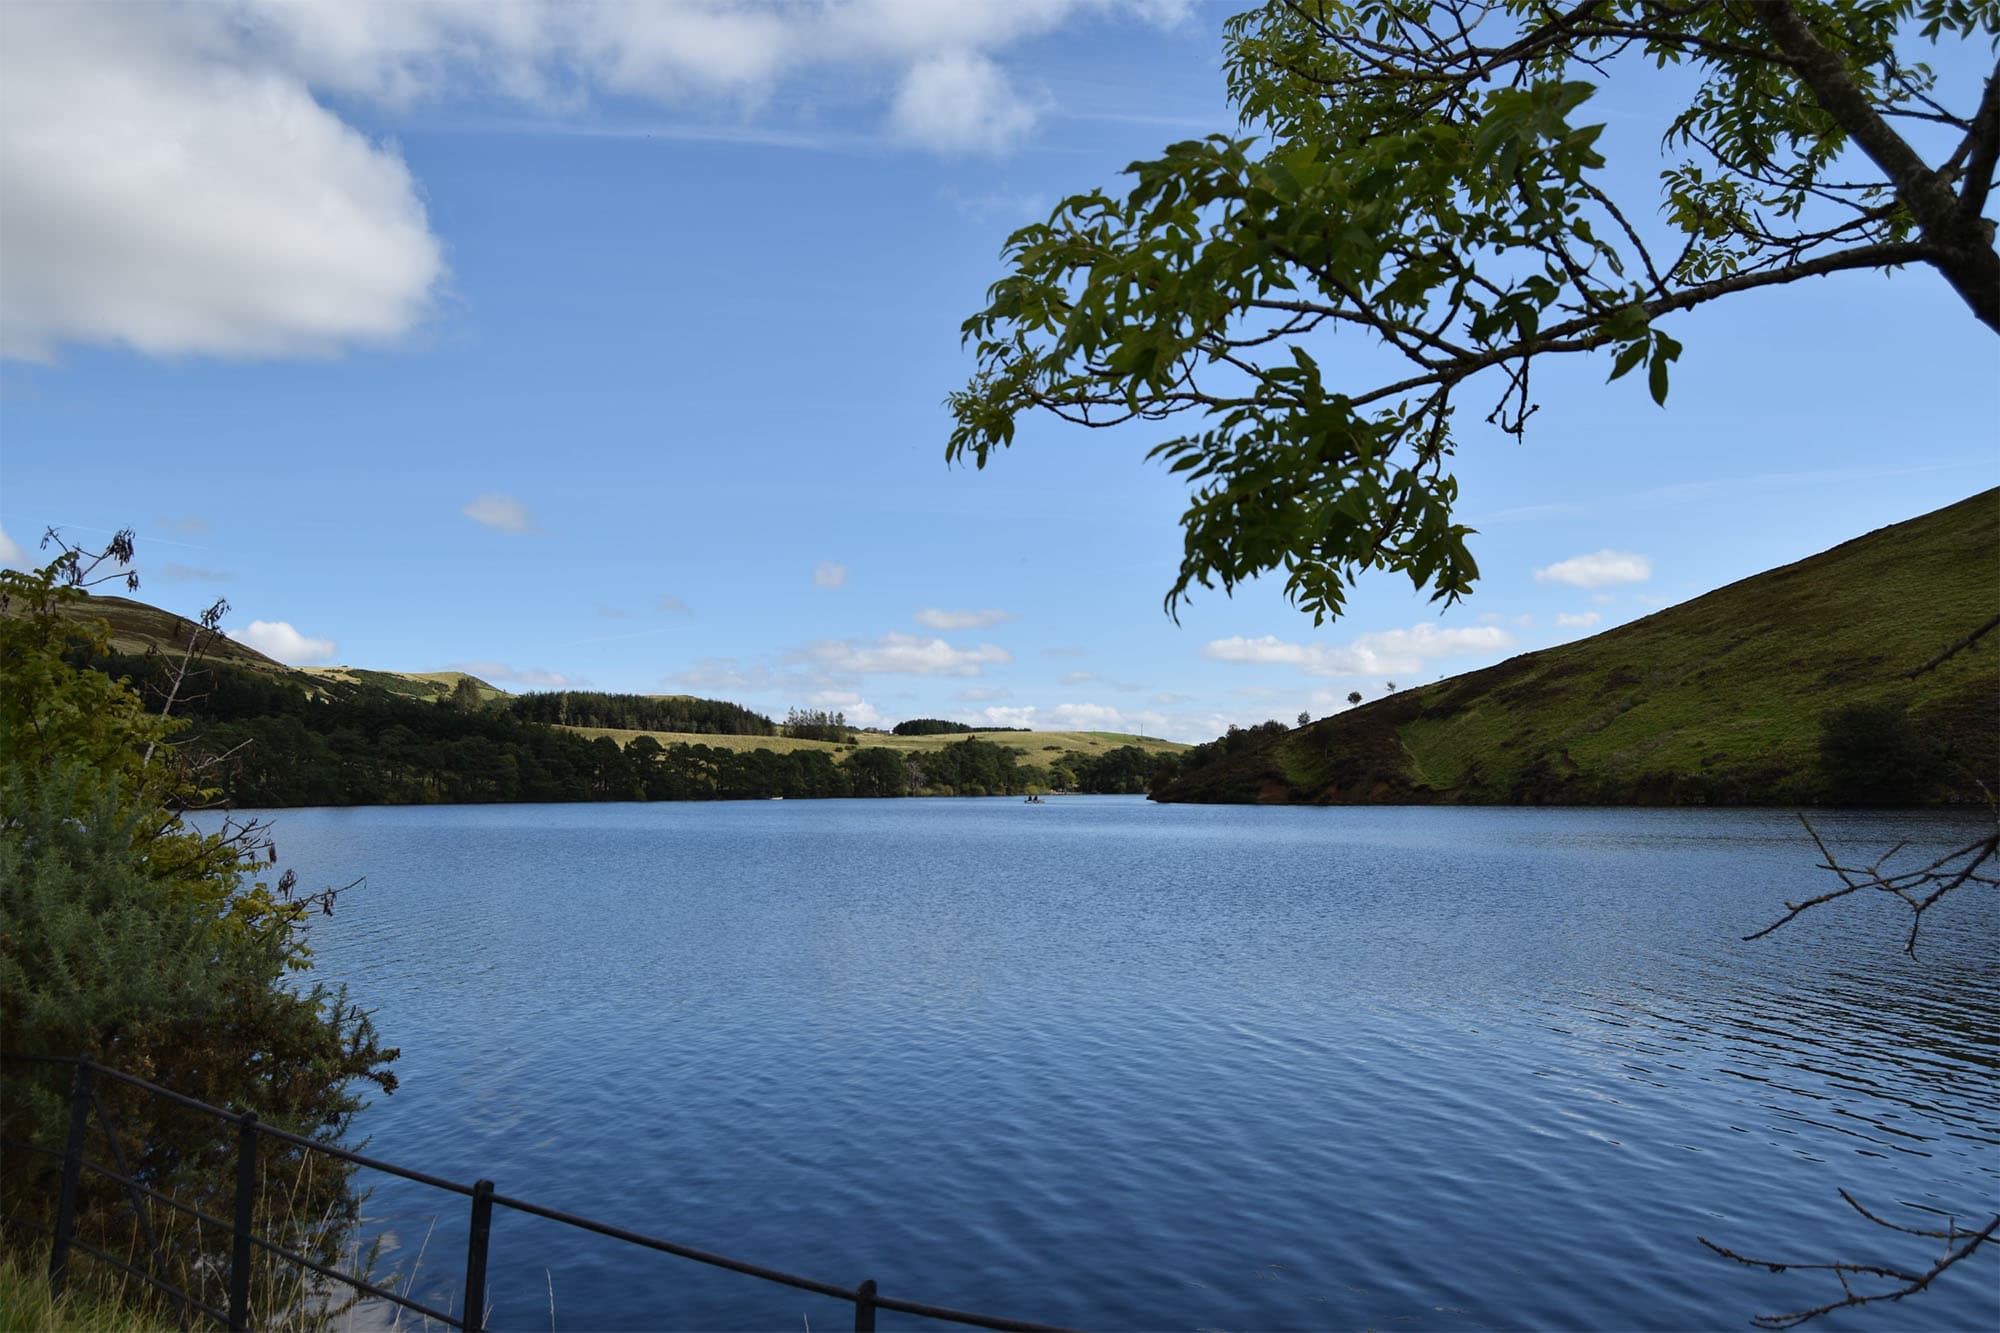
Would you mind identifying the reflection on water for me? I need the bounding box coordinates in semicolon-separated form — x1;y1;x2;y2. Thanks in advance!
245;800;1998;1331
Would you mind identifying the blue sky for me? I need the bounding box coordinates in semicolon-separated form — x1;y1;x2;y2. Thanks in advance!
2;1;1993;742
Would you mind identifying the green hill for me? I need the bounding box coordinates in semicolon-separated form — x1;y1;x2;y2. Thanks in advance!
1156;491;1999;807
47;592;505;701
570;724;1186;764
62;593;287;671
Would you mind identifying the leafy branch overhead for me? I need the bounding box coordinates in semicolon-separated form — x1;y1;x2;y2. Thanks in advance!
948;0;2000;622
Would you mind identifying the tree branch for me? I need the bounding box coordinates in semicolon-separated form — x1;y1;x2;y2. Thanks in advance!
1754;1;2000;331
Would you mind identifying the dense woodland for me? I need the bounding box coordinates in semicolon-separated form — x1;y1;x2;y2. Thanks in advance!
85;653;1165;806
892;719;1030;736
507;689;776;735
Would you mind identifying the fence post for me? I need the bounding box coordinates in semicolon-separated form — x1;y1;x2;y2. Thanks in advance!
854;1277;878;1333
463;1179;496;1333
47;1058;95;1300
228;1111;259;1333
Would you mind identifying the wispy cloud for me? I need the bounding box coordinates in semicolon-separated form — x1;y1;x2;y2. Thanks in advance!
657;594;690;614
1555;611;1602;629
160;562;232;582
813;561;849;589
0;524;28;570
452;661;576;689
463;493;535;534
915;607;1016;630
154;515;210;536
807;632;1010;677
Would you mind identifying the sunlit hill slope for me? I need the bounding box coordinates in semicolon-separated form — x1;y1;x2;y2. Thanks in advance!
1156;491;1998;807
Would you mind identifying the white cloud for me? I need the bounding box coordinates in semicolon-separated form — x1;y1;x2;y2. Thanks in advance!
964;700;1168;735
915;606;1016;630
1060;671;1097;684
1;1;1192;362
1555;611;1602;629
0;524;28;570
1204;623;1515;678
958;686;1011;702
889;50;1042;153
596;605;629;619
807;632;1010;677
160;563;233;582
0;4;442;361
1535;550;1652;588
969;705;1040;729
463;493;535;533
657;594;690;613
673;658;774;693
452;661;575;688
230;619;337;665
813;561;849;589
805;689;885;727
155;515;210;536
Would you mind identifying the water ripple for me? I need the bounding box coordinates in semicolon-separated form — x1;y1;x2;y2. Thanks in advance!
235;800;2000;1332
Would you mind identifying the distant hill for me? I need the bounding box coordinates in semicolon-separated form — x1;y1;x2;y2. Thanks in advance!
31;586;1188;804
45;592;503;701
60;593;287;671
1157;491;1998;807
300;666;503;703
570;725;1187;764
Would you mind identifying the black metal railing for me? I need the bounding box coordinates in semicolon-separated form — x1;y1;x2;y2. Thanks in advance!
1;1053;1076;1332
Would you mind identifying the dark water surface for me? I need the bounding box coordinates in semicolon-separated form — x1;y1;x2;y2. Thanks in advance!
254;799;1997;1331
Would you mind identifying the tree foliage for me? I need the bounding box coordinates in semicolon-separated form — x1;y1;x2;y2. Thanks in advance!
949;0;2000;621
508;689;775;735
0;544;396;1319
783;707;855;743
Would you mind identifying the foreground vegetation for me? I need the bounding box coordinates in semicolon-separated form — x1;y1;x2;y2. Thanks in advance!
1;542;395;1325
1159;492;1998;806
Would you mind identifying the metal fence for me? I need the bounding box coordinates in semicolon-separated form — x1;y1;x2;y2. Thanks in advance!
0;1053;1075;1333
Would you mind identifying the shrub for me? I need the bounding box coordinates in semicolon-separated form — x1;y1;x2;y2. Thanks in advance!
0;544;395;1323
1817;700;1940;806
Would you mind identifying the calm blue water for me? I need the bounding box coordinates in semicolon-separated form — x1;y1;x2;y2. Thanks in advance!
250;799;1997;1331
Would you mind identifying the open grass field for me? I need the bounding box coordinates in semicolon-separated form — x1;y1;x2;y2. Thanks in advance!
299;665;506;702
564;726;1189;762
1163;489;1998;805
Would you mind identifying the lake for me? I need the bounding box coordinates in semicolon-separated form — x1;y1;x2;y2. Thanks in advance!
251;798;1997;1331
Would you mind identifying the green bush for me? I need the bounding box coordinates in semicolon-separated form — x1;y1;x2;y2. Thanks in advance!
1817;700;1940;806
0;546;395;1325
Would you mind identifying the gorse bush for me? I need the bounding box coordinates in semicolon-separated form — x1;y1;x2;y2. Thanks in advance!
0;539;396;1325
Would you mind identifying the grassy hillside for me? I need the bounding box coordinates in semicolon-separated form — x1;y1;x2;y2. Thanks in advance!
1159;490;1998;806
300;665;503;702
569;726;1188;763
59;593;286;671
46;592;509;702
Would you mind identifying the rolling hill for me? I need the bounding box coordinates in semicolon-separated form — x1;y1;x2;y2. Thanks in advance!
1156;490;1998;806
40;589;1181;773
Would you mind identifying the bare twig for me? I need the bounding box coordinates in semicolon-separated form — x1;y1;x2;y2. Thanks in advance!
1701;1205;2000;1328
1744;814;1999;955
